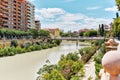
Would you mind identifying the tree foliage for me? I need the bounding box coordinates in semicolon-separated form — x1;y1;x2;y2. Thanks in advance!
115;0;120;10
60;31;70;37
83;30;97;37
0;29;50;39
98;24;105;37
38;53;84;80
42;69;66;80
113;17;120;39
79;31;85;36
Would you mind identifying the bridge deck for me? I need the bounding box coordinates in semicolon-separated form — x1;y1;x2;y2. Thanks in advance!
52;37;106;40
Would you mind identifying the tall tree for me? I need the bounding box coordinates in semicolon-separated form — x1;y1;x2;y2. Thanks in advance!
116;12;119;18
101;24;105;36
98;24;101;36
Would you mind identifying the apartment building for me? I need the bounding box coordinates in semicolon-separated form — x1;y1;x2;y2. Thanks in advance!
35;20;41;30
0;0;35;31
27;2;35;29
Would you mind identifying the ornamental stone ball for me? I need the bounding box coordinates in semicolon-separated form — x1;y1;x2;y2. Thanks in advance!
102;51;120;80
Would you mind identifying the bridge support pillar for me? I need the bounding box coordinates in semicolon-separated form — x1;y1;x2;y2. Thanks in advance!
76;40;79;46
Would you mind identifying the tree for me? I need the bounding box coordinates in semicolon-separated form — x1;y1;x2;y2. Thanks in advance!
98;24;105;37
101;24;105;36
116;12;119;18
113;17;120;38
84;30;97;37
29;29;39;38
79;31;85;36
115;0;120;10
98;24;101;36
38;30;50;37
42;70;66;80
60;31;70;37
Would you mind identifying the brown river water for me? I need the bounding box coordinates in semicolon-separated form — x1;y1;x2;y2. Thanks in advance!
0;41;88;80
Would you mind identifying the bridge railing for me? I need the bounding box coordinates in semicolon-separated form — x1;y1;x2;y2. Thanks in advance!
52;37;105;40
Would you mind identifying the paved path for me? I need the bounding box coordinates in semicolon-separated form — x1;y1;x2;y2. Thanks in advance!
82;58;96;80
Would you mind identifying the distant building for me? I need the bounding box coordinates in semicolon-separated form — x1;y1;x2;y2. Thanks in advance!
35;20;41;30
27;2;35;29
79;29;89;33
103;24;110;31
43;28;60;38
109;23;114;30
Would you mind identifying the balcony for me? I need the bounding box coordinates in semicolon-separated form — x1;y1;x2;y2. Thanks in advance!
2;0;8;3
2;2;8;7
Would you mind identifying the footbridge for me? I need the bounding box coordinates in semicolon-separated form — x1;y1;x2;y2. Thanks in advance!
52;37;106;40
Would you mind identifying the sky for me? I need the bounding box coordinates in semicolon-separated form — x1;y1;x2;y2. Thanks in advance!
28;0;118;32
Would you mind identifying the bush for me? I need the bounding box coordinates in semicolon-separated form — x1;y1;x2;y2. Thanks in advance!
34;45;42;50
35;42;41;45
94;44;105;79
70;76;80;80
16;47;23;54
79;46;96;63
7;52;15;56
41;44;48;49
29;46;36;51
22;42;31;49
38;52;84;80
4;48;10;56
54;40;62;45
26;48;31;52
21;48;26;53
0;40;59;57
66;53;79;61
10;40;18;47
0;49;5;57
92;40;104;46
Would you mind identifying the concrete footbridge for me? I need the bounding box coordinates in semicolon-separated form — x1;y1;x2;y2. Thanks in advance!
52;37;106;40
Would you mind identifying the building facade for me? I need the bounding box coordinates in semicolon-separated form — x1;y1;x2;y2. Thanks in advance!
35;20;41;30
0;0;35;31
43;28;60;38
27;2;35;29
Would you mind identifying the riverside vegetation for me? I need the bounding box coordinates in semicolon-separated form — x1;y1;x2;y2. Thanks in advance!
0;39;62;57
94;42;106;80
0;28;62;57
37;40;104;80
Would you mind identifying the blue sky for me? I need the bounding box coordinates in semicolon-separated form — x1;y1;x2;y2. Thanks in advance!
28;0;118;31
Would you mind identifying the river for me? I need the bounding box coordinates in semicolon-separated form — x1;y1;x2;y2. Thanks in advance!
0;41;88;80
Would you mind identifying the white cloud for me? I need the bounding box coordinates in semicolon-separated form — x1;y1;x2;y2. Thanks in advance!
35;8;112;31
65;0;75;2
58;13;87;22
105;6;118;12
86;6;101;10
35;8;65;18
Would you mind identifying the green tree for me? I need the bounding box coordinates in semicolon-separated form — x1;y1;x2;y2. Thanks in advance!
116;12;119;18
101;24;105;36
113;17;120;39
60;31;70;37
84;30;97;37
79;31;85;36
38;30;50;37
98;24;105;37
42;70;66;80
115;0;120;10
